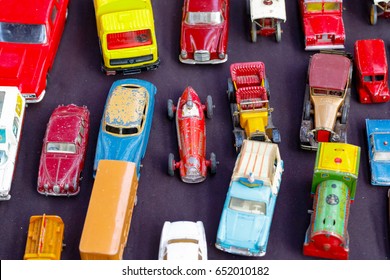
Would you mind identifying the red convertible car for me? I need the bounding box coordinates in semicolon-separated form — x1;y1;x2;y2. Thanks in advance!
179;0;229;64
298;0;345;50
37;104;90;196
0;0;69;102
167;87;217;183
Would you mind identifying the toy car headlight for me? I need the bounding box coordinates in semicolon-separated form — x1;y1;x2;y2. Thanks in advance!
331;134;340;142
219;52;225;59
181;50;187;59
53;185;60;194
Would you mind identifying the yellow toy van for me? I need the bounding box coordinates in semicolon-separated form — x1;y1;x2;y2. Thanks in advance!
24;214;64;260
93;0;160;75
79;160;138;260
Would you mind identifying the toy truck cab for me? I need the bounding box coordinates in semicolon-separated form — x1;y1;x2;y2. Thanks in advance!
0;87;25;201
93;0;160;75
227;62;280;152
303;142;361;260
354;39;389;103
300;52;352;150
215;140;283;257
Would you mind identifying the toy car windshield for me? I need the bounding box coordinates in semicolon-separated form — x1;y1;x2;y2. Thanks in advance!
305;2;340;12
47;142;76;154
0;22;47;43
186;12;223;25
229;197;266;215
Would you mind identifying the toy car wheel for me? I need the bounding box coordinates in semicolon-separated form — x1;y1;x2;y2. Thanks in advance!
251;22;257;43
167;99;174;120
370;4;377;25
275;21;282;43
168;153;175;176
206;95;214;119
227;78;235;103
341;105;349;124
210;152;217;174
245;0;250;15
303;100;311;120
231;103;240;127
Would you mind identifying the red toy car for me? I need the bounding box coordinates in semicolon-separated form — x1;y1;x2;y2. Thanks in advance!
298;0;345;51
179;0;229;64
0;0;69;102
354;39;389;103
167;87;217;183
37;104;90;196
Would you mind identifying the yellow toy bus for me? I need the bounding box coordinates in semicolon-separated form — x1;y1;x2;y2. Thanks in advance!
79;160;138;260
93;0;160;75
24;214;64;260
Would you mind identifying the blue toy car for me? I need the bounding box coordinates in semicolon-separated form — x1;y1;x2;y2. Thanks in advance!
93;79;156;178
215;140;283;257
366;119;390;186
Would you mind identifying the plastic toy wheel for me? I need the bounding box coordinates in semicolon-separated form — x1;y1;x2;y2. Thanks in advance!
340;105;349;124
168;153;175;176
275;21;282;43
167;99;174;120
370;4;377;25
246;0;251;15
303;100;311;120
231;103;240;127
206;95;214;119
210;153;217;174
227;78;235;103
251;22;257;43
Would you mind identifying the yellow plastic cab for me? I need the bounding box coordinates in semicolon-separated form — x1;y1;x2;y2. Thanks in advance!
93;0;160;75
79;160;138;260
24;214;64;260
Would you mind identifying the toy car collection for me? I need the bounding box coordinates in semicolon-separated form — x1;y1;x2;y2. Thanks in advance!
303;142;361;260
227;61;281;152
179;0;229;64
370;1;390;25
215;140;283;257
37;104;90;196
158;221;208;260
79;160;138;260
366;119;390;186
24;214;64;260
0;0;69;102
167;86;217;183
354;39;389;103
300;52;352;150
93;79;156;178
93;0;160;75
298;0;345;50
247;0;286;43
0;87;25;201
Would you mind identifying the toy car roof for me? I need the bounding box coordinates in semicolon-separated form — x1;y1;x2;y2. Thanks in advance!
0;87;22;129
355;39;387;76
105;83;148;128
366;119;390;152
366;119;390;134
186;0;222;12
46;113;83;143
0;0;55;24
250;0;286;22
309;53;351;91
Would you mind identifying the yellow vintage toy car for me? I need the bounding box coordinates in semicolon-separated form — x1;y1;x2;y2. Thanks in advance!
93;0;160;75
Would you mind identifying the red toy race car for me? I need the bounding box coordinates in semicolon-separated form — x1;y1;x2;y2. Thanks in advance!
167;87;217;183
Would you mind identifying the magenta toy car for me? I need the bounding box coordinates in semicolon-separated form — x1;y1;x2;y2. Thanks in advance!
354;39;389;103
37;104;90;196
0;0;69;102
179;0;229;64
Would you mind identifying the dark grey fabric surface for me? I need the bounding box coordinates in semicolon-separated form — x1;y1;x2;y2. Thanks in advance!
0;0;389;260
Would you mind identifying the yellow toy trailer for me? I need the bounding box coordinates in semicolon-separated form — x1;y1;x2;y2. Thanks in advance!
24;214;64;260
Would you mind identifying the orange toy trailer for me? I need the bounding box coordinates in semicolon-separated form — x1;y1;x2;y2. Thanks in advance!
79;160;138;260
24;214;64;260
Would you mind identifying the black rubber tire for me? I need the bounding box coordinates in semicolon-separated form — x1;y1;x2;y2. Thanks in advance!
206;95;213;119
210;153;217;174
168;153;175;176
167;99;174;120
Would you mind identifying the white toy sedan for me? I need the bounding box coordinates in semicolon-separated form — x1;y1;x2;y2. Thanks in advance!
158;221;208;260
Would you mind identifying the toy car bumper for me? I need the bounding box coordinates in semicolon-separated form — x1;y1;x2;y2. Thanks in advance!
102;59;160;75
179;55;228;65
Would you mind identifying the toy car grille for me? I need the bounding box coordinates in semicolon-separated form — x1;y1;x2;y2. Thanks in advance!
194;51;210;62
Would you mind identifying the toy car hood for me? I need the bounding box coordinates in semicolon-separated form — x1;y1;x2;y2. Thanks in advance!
181;24;225;54
303;14;344;39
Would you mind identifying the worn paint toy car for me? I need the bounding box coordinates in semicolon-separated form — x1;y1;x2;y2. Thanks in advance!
93;0;160;75
300;52;352;150
80;160;138;260
354;39;389;103
215;140;283;257
93;79;156;178
298;0;345;50
303;142;360;260
158;221;208;260
247;0;286;43
0;0;69;102
366;119;390;186
37;104;90;196
179;0;229;64
370;1;390;25
227;61;280;152
167;87;217;183
0;87;25;201
24;214;64;260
